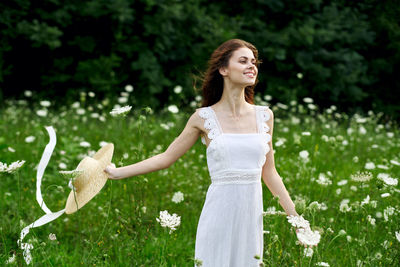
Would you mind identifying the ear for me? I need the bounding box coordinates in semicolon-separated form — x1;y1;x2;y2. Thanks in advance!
218;66;228;77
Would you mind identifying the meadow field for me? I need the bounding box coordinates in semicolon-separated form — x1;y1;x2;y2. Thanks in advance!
1;88;399;266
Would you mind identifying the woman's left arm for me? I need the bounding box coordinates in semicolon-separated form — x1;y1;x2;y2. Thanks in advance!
261;108;299;217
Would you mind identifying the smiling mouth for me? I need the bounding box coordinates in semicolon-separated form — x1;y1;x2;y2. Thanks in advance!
244;72;256;78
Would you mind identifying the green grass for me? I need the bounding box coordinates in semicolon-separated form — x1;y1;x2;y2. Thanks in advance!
0;96;399;266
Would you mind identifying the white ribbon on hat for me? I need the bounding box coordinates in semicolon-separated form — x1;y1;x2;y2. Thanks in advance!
18;126;67;265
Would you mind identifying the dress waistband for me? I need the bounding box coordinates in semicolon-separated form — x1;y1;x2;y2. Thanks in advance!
210;169;261;185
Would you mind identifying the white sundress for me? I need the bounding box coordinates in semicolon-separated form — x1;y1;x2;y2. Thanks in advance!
194;105;272;267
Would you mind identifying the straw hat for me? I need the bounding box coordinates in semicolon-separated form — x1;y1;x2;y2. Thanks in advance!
65;143;114;214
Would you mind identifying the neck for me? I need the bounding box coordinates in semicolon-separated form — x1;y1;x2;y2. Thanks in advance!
216;80;249;119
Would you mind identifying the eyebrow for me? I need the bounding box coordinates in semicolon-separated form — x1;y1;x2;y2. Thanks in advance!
239;56;256;61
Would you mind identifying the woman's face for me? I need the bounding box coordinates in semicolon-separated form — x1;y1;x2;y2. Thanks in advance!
220;47;258;87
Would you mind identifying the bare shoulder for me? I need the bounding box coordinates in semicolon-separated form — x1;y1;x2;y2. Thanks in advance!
185;108;206;133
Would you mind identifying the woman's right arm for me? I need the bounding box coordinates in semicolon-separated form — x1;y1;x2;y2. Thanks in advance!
104;110;203;180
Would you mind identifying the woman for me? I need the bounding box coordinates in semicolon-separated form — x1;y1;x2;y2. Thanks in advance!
104;39;313;266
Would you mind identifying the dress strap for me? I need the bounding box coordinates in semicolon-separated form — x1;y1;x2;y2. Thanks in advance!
198;107;223;145
255;105;271;133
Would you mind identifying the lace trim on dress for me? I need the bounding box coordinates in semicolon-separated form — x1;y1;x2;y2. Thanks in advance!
198;107;222;145
211;170;261;185
257;106;271;133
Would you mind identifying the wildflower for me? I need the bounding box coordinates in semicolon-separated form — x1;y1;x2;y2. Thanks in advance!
377;164;389;169
160;123;170;130
72;102;80;108
377;173;398;186
352;156;359;163
296;227;321;247
291;117;300;125
339;199;351;213
359;126;367;135
337;179;348;186
8;147;15;153
99;141;109;147
307;103;317;110
303;247;313;257
383;206;395;221
356;117;367;123
316;173;332;186
24;90;32;97
276;102;288;110
287;215;310;229
0;160;25;173
364;162;375;169
395;231;400;242
303;97;313;103
168;105;179;113
301;131;311;136
76;108;85;115
350;171;372;182
172;191;184;203
141;206;147;213
49;233;57;241
316;262;329;266
110;105;132;117
118;96;128;104
381;193;390;198
338;229;346;236
297;73;303;79
6;253;16;264
88;91;95;97
156;210;181;234
125;85;134;92
80;141;91;148
40;100;51;107
173;85;183;94
36;109;48;117
308;201;322;211
347;235;352;242
58;163;67;169
367;215;376;226
25;136;35;143
299;150;309;161
361;195;370;206
390;159;400;166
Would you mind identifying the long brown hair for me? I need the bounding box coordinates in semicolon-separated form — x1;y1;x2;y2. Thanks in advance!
199;39;261;107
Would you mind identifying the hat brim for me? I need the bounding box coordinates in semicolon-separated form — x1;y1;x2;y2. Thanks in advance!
65;143;113;214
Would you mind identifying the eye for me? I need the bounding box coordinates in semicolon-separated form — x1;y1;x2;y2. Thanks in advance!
240;60;246;64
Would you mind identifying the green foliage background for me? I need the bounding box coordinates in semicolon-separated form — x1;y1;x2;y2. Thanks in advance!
0;0;399;119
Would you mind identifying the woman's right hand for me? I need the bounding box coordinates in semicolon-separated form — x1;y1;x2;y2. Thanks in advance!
104;163;119;179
